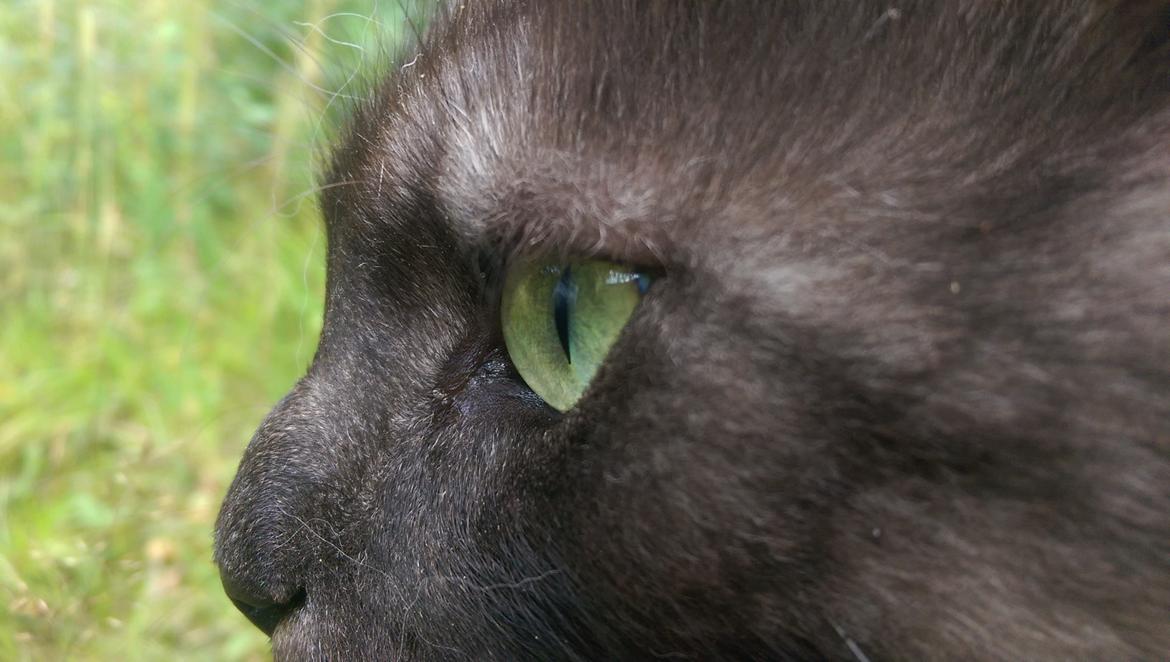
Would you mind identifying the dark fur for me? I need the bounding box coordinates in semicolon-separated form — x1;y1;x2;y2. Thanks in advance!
214;2;1170;659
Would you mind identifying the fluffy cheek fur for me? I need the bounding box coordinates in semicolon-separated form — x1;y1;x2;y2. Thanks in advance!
215;2;1170;659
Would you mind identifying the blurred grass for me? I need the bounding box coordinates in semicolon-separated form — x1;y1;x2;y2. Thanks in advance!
0;0;419;658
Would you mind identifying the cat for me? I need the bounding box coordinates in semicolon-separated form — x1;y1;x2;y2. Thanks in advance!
214;1;1170;659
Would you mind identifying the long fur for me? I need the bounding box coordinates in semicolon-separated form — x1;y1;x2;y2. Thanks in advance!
216;2;1170;659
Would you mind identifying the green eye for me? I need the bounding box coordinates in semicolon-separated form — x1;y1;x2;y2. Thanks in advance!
501;259;651;412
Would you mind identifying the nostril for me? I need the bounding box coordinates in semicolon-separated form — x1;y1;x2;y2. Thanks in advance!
220;572;306;637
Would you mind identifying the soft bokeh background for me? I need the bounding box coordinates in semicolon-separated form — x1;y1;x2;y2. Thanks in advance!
0;1;420;658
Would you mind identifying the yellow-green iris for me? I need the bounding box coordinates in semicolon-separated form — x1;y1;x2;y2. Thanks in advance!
501;259;651;412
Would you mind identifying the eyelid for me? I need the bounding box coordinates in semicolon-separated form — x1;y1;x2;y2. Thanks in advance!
477;213;669;316
492;237;658;274
488;234;668;294
494;252;661;303
476;187;673;271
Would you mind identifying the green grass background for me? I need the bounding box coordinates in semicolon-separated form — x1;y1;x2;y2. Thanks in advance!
1;1;419;658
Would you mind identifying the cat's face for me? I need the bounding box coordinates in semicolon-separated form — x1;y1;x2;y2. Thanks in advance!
214;2;1170;659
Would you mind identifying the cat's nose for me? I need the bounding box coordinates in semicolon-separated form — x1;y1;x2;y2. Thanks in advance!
219;568;305;636
215;489;309;636
214;394;314;637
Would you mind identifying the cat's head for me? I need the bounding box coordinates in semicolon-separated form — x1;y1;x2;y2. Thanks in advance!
214;2;1170;658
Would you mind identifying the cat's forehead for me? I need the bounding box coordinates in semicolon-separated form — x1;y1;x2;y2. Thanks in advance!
323;1;1164;262
331;2;792;260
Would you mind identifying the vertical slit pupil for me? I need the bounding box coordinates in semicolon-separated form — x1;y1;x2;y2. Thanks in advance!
552;266;575;363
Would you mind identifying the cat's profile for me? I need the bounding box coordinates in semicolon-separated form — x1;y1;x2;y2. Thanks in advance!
214;1;1170;659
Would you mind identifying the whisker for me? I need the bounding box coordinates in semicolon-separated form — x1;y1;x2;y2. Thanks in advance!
268;178;366;218
397;0;424;46
309;0;383;155
832;621;874;662
209;10;364;102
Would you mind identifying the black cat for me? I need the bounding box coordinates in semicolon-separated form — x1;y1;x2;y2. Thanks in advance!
214;2;1170;659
